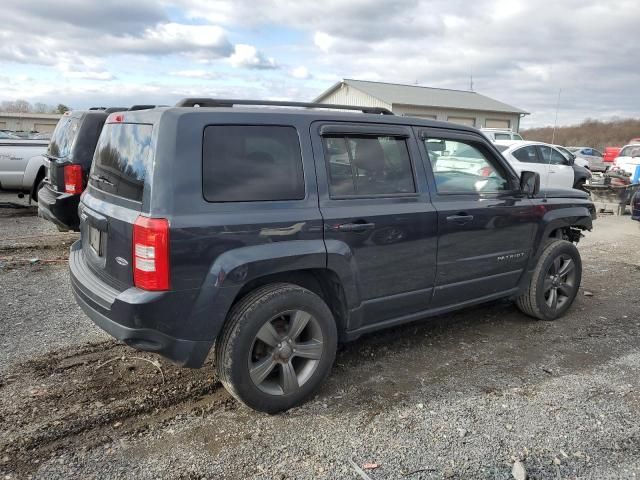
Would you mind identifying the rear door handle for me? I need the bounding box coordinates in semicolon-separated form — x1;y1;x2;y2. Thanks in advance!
333;222;376;233
446;215;474;225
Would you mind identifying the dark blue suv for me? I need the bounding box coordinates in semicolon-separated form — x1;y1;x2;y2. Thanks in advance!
70;99;595;412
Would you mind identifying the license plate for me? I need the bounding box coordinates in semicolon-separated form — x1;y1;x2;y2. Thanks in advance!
89;226;102;256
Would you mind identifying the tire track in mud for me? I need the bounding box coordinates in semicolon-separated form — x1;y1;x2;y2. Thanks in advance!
0;340;234;478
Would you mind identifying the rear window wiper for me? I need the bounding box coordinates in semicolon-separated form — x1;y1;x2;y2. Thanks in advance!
90;173;115;186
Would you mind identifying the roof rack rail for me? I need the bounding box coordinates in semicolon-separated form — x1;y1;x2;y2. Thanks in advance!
129;104;163;111
89;107;106;111
174;98;394;115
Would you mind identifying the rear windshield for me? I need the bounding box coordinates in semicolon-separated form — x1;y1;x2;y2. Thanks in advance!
91;123;153;202
48;116;81;158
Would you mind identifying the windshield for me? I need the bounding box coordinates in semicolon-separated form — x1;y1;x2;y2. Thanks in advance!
556;146;575;160
91;123;153;202
48;116;80;158
619;145;640;157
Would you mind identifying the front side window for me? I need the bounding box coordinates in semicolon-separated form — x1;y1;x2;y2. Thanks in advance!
202;125;305;202
513;145;539;163
425;138;509;194
540;146;568;165
322;135;415;197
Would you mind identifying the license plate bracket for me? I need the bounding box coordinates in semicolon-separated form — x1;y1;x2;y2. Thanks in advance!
89;226;102;256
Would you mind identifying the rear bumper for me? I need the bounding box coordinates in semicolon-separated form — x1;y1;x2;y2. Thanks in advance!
38;184;80;231
69;241;213;368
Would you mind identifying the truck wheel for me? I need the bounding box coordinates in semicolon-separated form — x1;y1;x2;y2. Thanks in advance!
516;240;582;321
216;283;337;413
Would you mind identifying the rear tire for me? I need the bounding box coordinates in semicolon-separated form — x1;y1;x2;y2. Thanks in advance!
516;240;582;321
215;283;337;413
31;174;45;202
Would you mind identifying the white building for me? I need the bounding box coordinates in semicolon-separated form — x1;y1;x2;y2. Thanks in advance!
0;112;62;133
314;79;528;131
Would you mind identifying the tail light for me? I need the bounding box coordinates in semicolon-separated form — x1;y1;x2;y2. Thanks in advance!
133;216;170;291
479;166;494;177
64;165;83;194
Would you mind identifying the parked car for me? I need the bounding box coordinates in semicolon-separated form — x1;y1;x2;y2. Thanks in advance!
0;137;49;200
603;146;621;163
481;128;523;142
567;147;608;172
553;145;590;170
632;191;640;221
613;144;640;178
0;131;20;140
70;99;595;413
38;106;147;231
495;141;590;190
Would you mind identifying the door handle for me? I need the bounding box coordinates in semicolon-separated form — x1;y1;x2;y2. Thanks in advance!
446;214;474;225
332;222;376;233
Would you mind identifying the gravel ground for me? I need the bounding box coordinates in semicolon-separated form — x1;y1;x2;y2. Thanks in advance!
1;196;639;479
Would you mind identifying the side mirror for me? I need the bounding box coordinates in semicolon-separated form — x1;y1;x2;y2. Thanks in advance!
520;171;540;197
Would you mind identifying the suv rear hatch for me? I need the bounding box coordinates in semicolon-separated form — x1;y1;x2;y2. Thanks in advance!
45;113;83;192
80;118;154;291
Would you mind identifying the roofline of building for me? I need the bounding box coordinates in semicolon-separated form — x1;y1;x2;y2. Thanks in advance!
313;80;390;106
314;79;528;115
0;112;63;119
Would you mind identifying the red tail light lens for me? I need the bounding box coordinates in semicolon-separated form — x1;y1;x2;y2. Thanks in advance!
64;164;83;194
133;216;170;291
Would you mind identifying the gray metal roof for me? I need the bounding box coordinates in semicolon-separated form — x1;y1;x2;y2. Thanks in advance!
316;79;529;115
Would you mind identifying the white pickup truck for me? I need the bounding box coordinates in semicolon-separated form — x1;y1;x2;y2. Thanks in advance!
0;135;49;200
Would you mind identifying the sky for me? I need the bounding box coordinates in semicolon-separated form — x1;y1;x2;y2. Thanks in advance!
1;0;639;128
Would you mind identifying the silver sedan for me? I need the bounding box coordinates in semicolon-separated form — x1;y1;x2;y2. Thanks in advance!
568;147;609;172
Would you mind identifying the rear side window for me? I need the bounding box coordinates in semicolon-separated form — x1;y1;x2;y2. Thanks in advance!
91;123;153;202
203;126;305;202
322;135;415;197
48;116;81;158
513;146;539;163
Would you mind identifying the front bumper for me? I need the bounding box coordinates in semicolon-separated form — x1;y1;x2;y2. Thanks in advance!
69;241;212;367
38;184;80;231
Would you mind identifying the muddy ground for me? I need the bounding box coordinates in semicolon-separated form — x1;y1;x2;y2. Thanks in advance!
1;193;640;479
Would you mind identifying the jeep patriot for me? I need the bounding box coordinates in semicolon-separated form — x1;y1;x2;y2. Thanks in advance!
69;99;596;412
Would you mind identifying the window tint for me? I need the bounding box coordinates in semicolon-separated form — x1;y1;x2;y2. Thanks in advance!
425;138;509;193
494;133;512;140
323;135;415;196
513;146;539;163
203;126;304;202
92;123;153;202
593;149;603;157
540;146;568;165
48;116;80;158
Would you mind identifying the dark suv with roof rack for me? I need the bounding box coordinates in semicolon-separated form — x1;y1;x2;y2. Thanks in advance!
70;98;596;413
38;106;157;231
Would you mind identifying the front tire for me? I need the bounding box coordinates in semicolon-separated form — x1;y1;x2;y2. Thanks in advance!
516;240;582;320
215;283;337;413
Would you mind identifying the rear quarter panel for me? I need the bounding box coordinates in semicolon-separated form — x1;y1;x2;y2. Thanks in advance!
0;143;47;190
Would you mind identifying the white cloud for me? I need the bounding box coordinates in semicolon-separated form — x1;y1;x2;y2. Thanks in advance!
290;66;311;79
313;32;336;53
229;44;278;69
